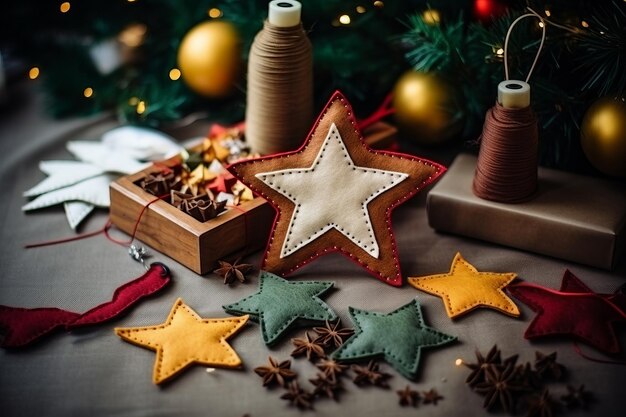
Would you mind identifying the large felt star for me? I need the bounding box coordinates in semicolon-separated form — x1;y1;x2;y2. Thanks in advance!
508;270;626;354
115;298;248;384
408;253;520;319
227;91;445;286
331;299;456;380
223;271;337;345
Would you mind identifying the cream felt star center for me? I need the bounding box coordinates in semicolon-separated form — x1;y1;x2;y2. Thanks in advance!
256;123;408;259
115;298;248;384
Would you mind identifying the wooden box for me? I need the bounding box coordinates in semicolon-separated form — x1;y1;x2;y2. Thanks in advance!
109;121;397;275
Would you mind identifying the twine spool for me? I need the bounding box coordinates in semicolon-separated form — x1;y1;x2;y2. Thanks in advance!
246;0;313;155
473;9;545;203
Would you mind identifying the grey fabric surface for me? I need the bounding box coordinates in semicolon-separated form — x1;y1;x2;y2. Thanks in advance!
1;91;625;417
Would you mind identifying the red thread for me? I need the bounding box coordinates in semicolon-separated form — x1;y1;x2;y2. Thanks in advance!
473;102;538;203
573;342;626;366
357;93;395;130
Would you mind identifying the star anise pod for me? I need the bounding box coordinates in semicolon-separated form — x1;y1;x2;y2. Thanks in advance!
309;373;343;400
561;384;593;409
253;356;296;387
526;389;559;417
422;388;443;405
475;363;522;413
316;358;349;380
213;258;254;285
312;320;354;349
291;332;326;361
513;361;541;390
534;351;565;380
465;345;502;387
351;360;391;388
280;381;314;410
397;385;420;407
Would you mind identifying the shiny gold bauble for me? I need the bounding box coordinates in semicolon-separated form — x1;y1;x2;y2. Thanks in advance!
177;21;241;97
392;70;462;145
580;97;626;177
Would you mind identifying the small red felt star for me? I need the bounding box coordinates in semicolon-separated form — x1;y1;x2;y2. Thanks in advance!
227;91;445;286
508;270;626;354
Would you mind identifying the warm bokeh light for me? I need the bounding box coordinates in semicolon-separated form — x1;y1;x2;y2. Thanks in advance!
422;9;441;25
356;6;366;14
169;68;181;80
128;96;139;106
455;358;463;366
136;100;147;114
496;48;504;56
373;1;384;8
545;10;551;17
60;2;70;13
581;20;589;28
83;87;93;98
208;8;222;18
118;24;147;48
28;67;40;80
339;14;351;25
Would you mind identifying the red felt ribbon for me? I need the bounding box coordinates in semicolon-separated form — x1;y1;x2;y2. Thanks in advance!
0;263;171;348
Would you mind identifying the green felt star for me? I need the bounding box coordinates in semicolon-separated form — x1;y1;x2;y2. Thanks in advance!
332;299;456;380
223;271;337;345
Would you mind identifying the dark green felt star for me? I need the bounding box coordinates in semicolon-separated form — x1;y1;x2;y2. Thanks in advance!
331;299;456;380
223;271;337;345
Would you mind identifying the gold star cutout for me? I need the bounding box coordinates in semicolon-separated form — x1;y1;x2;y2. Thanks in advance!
115;298;249;384
408;253;520;319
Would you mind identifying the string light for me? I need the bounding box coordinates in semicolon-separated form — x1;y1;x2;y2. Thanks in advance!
136;100;147;115
60;2;71;13
83;87;93;98
455;358;463;366
496;48;504;56
169;68;181;81
422;9;441;25
356;6;366;14
28;67;40;80
118;24;147;48
538;21;545;28
544;10;551;17
339;14;351;25
373;1;384;8
581;20;589;28
208;8;222;18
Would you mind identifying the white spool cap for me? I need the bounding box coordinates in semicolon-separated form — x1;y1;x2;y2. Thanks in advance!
498;80;531;109
268;0;302;27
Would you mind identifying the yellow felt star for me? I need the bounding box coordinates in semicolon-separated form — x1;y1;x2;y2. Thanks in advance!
115;298;248;384
408;253;520;319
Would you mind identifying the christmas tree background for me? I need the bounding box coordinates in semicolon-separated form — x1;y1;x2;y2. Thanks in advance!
2;0;625;175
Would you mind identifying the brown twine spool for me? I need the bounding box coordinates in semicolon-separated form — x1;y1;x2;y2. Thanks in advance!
245;20;313;155
473;102;538;203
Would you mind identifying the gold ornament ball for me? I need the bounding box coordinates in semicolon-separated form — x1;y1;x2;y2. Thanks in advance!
580;97;626;177
392;71;462;145
177;21;241;97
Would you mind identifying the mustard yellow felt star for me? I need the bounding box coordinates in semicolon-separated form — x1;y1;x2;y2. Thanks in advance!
115;298;248;384
408;253;520;319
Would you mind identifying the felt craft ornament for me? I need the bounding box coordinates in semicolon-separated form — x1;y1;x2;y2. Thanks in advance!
408;252;520;319
0;263;171;348
508;270;626;354
116;298;249;384
332;299;456;380
227;91;445;286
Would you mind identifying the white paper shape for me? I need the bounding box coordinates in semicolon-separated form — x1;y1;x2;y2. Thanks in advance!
256;123;408;259
22;174;116;211
101;126;183;161
64;201;96;230
23;161;105;197
67;141;149;174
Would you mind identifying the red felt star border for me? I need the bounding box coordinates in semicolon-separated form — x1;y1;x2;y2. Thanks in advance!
227;91;445;286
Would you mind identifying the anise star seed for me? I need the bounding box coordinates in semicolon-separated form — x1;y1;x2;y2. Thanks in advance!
280;381;314;410
527;389;559;417
309;373;343;400
534;351;565;380
213;258;254;285
313;320;354;349
475;364;522;413
253;356;297;387
397;385;420;407
316;358;349;380
465;345;502;387
351;360;391;388
561;384;593;409
422;388;443;405
291;332;326;361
